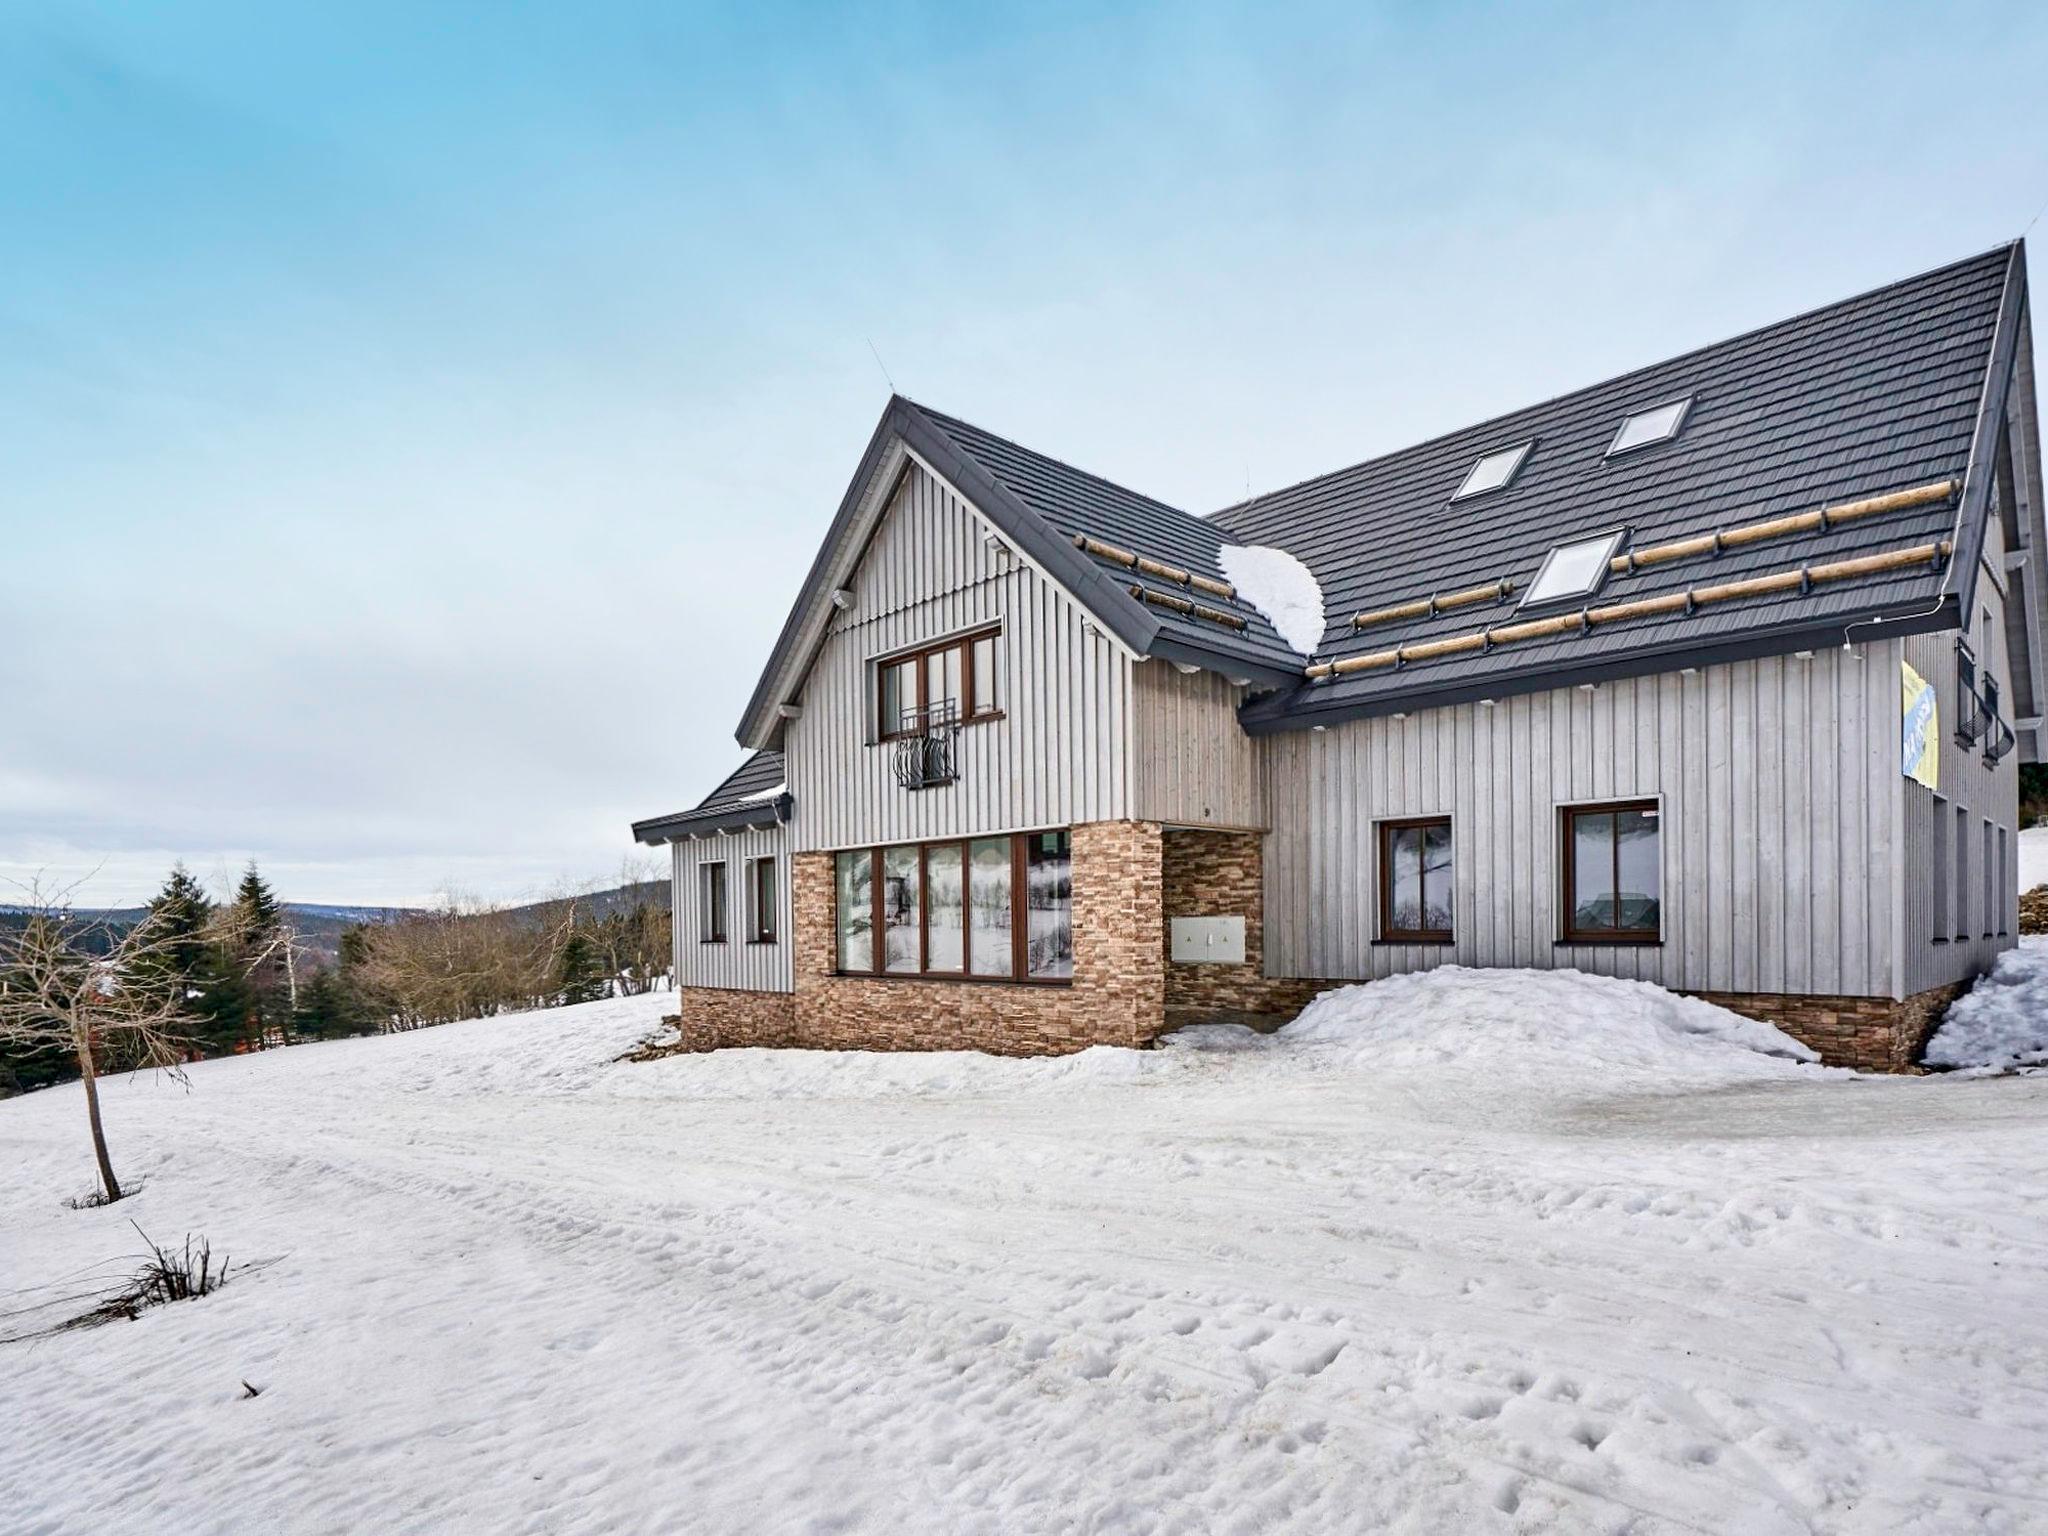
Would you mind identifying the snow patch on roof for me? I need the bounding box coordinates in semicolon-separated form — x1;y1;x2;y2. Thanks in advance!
739;782;787;802
1219;543;1325;656
1924;938;2048;1072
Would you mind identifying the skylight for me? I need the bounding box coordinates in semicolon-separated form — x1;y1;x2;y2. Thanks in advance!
1520;528;1628;608
1451;440;1534;500
1607;397;1693;456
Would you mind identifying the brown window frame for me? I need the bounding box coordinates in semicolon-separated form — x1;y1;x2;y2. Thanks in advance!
701;861;728;945
877;628;1002;741
746;856;777;945
1560;799;1662;945
833;828;1072;985
1378;816;1454;944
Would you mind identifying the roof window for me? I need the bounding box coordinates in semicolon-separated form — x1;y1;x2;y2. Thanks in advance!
1451;441;1534;501
1520;528;1628;608
1607;397;1692;456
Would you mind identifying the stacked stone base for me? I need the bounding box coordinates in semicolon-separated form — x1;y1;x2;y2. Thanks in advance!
669;986;799;1051
1686;983;1969;1072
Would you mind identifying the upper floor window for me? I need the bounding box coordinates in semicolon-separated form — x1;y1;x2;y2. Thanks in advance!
1561;801;1661;943
879;629;1000;739
1379;817;1453;942
701;861;728;944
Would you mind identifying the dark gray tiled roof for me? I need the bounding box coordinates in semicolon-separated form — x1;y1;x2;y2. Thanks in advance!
1213;246;2019;727
631;750;786;844
913;405;1307;676
694;749;786;812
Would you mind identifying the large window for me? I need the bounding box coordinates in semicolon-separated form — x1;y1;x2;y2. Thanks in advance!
835;851;872;971
1561;801;1661;943
878;629;1000;739
1379;817;1453;942
834;829;1071;982
701;861;728;944
746;856;777;944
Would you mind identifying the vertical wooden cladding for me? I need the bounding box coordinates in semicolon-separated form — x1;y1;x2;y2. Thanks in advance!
1261;647;1904;997
785;465;1133;852
671;825;794;993
1900;611;2020;996
1130;661;1264;828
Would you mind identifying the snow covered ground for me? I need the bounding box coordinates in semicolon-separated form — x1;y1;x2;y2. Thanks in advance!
6;972;2048;1535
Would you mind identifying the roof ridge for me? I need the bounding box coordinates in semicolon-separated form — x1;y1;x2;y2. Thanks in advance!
1210;242;2019;529
903;397;1222;534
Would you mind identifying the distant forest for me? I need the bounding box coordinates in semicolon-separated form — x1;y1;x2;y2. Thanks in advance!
0;865;672;1097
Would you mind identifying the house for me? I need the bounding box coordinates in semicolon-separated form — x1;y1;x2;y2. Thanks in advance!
634;243;2046;1071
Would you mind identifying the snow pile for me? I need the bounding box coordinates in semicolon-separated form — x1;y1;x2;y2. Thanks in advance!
2020;824;2048;893
1278;965;1822;1083
617;1039;1153;1101
1925;938;2048;1071
1219;542;1324;655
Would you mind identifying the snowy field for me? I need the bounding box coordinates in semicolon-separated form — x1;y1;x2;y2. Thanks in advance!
5;973;2048;1536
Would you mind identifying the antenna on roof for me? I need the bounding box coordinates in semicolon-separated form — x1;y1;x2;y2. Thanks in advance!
865;337;897;394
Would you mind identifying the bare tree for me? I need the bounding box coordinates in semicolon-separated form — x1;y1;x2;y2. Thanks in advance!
0;878;193;1204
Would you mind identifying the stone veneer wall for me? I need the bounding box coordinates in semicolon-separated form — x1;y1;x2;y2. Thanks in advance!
669;986;798;1051
1687;983;1969;1072
755;820;1171;1056
1161;827;1338;1026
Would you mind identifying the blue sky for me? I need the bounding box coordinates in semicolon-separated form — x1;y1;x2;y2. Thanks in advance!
4;0;2045;907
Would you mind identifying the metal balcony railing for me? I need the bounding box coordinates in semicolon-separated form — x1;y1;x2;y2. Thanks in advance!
891;700;960;791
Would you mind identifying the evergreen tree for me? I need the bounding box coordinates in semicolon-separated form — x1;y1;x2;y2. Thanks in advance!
232;862;283;939
132;864;245;1058
229;861;292;1045
144;863;214;986
555;929;605;1006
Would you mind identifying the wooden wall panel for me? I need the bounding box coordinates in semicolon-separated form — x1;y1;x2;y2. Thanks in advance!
1261;649;1908;997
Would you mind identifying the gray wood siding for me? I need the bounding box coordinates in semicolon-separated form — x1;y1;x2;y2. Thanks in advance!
1262;647;1905;996
671;826;794;993
785;464;1133;852
1899;552;2020;995
1130;661;1264;828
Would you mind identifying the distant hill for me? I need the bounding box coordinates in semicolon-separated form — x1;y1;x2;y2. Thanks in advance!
0;884;668;969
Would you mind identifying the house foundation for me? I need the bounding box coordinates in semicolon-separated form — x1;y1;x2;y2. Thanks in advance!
1686;984;1970;1072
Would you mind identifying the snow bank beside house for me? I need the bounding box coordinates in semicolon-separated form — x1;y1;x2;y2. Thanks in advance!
1925;937;2048;1070
1278;965;1822;1082
1219;542;1325;655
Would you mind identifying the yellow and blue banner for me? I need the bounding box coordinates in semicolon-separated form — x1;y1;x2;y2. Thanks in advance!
1902;660;1938;790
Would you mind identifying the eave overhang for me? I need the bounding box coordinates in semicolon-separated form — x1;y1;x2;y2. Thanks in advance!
631;793;793;846
1237;595;1963;736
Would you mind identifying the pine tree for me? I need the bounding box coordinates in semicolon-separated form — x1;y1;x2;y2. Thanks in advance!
233;862;283;938
135;864;243;1058
145;864;214;988
555;929;605;1007
229;862;291;1046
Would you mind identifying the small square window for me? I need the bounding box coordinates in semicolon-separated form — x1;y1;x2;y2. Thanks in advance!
1607;397;1692;456
1451;441;1534;501
1520;528;1627;608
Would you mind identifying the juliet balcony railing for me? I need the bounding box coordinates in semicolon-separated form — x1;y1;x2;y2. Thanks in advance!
892;700;961;791
1955;646;2018;766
